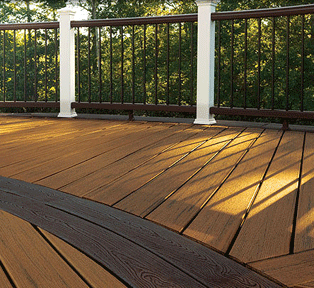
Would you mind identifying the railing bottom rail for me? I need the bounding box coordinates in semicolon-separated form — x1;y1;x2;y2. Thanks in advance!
0;102;60;108
211;107;314;120
72;102;196;114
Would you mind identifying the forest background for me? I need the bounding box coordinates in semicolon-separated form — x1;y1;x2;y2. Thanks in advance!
0;0;313;121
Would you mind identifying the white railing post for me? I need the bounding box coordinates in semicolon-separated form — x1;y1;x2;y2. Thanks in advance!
58;6;77;118
194;0;219;125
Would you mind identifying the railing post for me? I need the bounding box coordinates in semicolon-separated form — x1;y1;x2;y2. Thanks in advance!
194;0;219;125
58;6;77;118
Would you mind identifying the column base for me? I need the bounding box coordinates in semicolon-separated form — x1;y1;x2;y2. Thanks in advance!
194;117;216;125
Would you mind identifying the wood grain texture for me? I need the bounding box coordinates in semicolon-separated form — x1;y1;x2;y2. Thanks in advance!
183;129;282;252
0;265;13;288
145;128;263;232
114;126;233;216
0;210;88;288
295;132;314;253
230;131;304;263
0;191;207;288
38;124;190;191
40;229;127;288
85;126;223;205
58;124;197;195
249;250;314;287
6;122;161;182
0;178;282;287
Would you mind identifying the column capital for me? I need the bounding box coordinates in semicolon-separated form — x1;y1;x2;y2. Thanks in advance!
195;0;220;6
57;6;76;16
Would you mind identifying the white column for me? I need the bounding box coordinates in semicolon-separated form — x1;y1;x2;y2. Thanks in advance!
194;0;219;125
58;7;77;118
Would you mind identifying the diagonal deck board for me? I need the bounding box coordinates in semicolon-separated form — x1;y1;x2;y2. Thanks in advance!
144;128;263;232
295;132;314;253
113;126;235;216
3;122;165;181
37;123;192;191
249;249;314;286
0;177;281;287
230;131;304;263
85;126;242;205
0;265;12;288
0;116;313;286
0;210;89;288
183;129;283;252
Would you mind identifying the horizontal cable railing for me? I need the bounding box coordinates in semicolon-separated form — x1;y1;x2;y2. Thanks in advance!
71;15;198;115
0;22;60;108
211;4;314;120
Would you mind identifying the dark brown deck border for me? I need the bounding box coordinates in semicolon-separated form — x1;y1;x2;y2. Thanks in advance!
0;176;282;287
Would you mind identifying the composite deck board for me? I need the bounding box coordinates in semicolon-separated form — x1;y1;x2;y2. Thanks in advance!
55;124;195;194
40;229;128;288
0;210;89;288
183;129;282;252
249;249;314;287
84;126;235;205
145;128;263;232
115;127;242;217
295;132;314;253
0;120;126;170
230;131;304;263
0;265;12;288
37;123;192;191
4;122;164;181
0;178;282;287
0;191;208;288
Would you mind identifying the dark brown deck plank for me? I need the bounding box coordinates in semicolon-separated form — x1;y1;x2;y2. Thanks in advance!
0;210;89;288
3;123;164;181
40;228;128;288
115;127;240;217
295;132;314;253
230;131;304;263
0;177;282;287
37;124;191;191
85;126;237;205
183;129;282;252
145;128;263;232
249;249;314;287
0;190;207;288
0;265;13;288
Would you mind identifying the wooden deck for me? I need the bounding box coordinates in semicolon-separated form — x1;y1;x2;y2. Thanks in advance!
0;116;313;287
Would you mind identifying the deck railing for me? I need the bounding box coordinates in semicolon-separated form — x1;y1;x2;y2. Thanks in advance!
0;22;59;108
211;4;314;121
71;15;198;119
0;2;314;125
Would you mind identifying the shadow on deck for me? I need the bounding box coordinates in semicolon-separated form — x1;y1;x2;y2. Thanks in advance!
0;115;313;287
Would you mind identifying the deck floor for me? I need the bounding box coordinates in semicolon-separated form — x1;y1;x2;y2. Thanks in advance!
0;116;314;287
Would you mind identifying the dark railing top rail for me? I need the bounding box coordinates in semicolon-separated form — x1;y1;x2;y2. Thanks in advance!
212;4;314;20
71;14;198;28
0;21;59;30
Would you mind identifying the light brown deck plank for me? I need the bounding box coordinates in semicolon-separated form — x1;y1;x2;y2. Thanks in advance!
230;131;304;263
249;249;314;287
0;266;12;288
2;122;161;181
0;119;126;170
115;127;241;217
37;124;191;191
0;210;88;288
295;132;314;253
85;126;232;205
40;229;127;288
144;128;263;232
183;129;282;252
